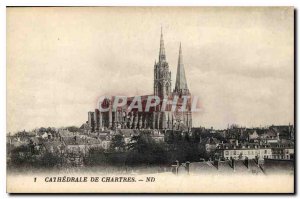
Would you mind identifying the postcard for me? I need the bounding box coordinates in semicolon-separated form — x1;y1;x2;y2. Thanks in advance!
6;7;294;193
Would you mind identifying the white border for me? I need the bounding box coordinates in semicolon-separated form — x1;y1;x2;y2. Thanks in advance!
2;0;298;6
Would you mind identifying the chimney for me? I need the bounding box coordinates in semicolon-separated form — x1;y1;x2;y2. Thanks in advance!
172;160;179;175
176;160;180;167
255;156;260;166
244;157;249;169
185;161;190;174
231;158;235;171
214;160;219;170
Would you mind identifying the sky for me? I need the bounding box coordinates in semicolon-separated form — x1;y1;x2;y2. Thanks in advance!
7;7;294;133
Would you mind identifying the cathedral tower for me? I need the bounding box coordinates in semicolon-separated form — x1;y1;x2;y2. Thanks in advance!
173;43;190;96
154;29;172;98
173;43;192;130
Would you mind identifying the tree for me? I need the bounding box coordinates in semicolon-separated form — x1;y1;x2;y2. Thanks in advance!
230;124;240;129
126;133;168;165
10;145;33;166
110;134;126;151
39;127;47;133
39;152;61;168
85;148;107;166
165;131;175;144
66;126;80;133
174;131;183;143
184;132;190;142
167;131;207;162
127;134;154;153
15;130;30;138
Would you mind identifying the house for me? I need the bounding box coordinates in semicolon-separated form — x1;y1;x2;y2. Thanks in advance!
30;137;44;152
85;137;102;149
42;141;63;154
270;124;294;140
218;130;227;138
9;136;30;148
62;136;88;154
216;142;272;160
116;129;136;144
98;130;112;141
260;128;279;143
269;141;294;160
116;129;165;144
249;130;259;141
101;140;111;150
176;159;264;175
58;129;77;138
201;137;220;153
150;129;165;142
41;132;48;139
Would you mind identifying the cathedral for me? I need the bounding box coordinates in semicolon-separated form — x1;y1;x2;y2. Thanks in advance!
88;30;192;131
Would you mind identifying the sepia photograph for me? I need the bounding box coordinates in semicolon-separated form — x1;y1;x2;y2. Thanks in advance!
6;6;294;193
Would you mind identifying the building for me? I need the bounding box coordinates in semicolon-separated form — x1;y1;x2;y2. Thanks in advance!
62;136;88;154
87;30;192;131
248;130;259;141
88;112;95;132
269;141;294;160
216;142;272;160
181;159;265;175
216;140;294;161
201;137;220;153
42;141;63;154
174;158;293;176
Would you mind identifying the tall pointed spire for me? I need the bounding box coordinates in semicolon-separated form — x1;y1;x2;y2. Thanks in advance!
159;27;166;62
175;43;189;93
154;27;171;97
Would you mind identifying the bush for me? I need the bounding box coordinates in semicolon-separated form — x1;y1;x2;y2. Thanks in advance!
38;152;61;168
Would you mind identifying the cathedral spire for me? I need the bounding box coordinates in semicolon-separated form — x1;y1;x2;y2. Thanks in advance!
159;27;166;62
175;43;189;93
